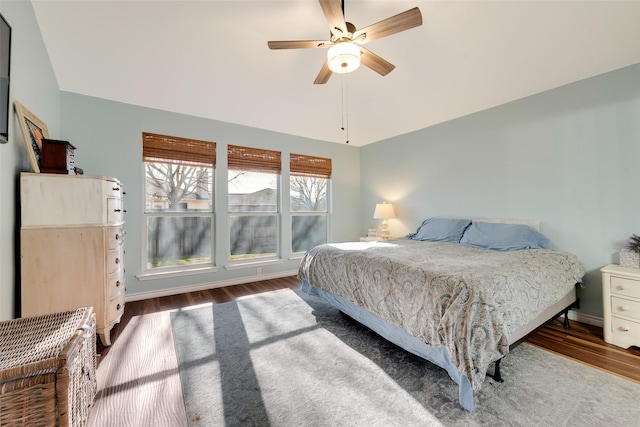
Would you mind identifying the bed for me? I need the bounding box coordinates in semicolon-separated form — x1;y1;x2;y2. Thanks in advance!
297;218;585;411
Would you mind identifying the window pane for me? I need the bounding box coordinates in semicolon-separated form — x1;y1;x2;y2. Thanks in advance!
145;163;213;212
292;215;327;253
290;176;327;212
228;171;277;212
147;216;212;268
230;215;277;260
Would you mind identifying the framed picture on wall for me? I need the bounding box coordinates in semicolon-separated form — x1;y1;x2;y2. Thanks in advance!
15;101;50;173
0;13;11;144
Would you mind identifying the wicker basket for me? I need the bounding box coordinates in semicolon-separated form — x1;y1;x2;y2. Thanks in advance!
0;307;97;426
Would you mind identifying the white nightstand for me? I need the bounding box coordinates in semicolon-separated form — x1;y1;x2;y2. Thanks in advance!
601;264;640;349
360;236;382;242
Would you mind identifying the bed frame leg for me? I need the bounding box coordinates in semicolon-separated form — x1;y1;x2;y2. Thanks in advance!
563;308;570;329
490;358;504;383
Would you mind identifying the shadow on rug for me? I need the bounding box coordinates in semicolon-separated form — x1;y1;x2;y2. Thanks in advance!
170;288;639;426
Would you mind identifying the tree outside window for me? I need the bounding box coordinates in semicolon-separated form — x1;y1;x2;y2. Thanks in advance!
290;154;331;253
143;133;215;270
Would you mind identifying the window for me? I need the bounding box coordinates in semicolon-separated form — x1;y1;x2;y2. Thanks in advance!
228;145;281;262
143;132;215;270
290;153;331;253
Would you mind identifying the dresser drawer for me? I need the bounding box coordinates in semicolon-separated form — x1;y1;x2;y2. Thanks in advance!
611;296;640;321
106;225;125;250
107;197;124;224
610;316;640;341
107;269;124;299
107;296;125;324
103;179;124;199
609;276;640;299
106;247;123;274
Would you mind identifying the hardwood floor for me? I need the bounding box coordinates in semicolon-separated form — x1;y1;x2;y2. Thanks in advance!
89;275;640;426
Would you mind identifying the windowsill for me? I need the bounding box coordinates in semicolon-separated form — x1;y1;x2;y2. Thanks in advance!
137;266;218;281
225;258;284;271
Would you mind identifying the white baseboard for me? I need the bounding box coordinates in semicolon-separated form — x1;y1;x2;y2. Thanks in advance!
568;310;603;328
125;270;299;302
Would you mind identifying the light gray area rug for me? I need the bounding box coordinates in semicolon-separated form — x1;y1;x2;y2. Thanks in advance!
171;288;640;426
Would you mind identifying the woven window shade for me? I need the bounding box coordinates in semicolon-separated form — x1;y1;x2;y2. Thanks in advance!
290;153;332;178
142;132;216;167
228;145;281;173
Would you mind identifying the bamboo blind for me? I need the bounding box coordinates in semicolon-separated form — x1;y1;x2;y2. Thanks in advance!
290;153;332;178
142;132;216;167
228;144;281;173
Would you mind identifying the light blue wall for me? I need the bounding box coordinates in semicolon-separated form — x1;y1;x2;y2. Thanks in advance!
360;63;640;318
0;0;60;320
60;93;360;299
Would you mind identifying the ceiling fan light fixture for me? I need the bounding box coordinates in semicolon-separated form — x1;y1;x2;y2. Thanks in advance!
327;42;361;74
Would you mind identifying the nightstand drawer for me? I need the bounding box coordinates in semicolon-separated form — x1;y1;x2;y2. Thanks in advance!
610;316;640;341
611;297;640;321
610;276;640;299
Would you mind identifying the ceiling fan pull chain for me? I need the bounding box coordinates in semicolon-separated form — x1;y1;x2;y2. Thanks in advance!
341;73;349;144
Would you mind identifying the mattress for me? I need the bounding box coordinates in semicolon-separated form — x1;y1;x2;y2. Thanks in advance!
298;239;585;410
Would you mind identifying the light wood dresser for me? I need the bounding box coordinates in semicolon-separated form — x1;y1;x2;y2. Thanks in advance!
601;263;640;349
20;173;125;346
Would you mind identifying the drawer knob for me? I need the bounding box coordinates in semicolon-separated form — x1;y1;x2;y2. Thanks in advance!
116;280;121;287
115;234;120;240
619;305;630;312
115;258;120;264
620;325;631;332
117;303;122;310
114;209;122;213
113;187;120;191
618;285;630;291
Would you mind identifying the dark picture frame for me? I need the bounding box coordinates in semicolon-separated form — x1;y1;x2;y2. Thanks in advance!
0;13;11;143
15;101;50;173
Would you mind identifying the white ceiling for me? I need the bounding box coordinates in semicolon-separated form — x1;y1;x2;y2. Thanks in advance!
32;1;640;147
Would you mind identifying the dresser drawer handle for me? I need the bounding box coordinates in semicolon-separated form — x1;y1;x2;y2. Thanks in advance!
117;303;122;311
116;280;121;287
114;209;122;213
619;305;630;312
115;234;120;240
115;258;120;264
620;325;631;332
113;187;120;191
618;285;631;291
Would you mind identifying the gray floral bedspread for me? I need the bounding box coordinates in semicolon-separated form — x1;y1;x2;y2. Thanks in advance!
297;239;585;391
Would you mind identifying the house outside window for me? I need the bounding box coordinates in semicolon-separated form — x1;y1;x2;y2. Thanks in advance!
142;132;215;270
290;153;331;254
228;145;281;262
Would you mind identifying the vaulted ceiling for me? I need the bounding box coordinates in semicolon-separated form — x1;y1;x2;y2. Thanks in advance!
32;1;640;147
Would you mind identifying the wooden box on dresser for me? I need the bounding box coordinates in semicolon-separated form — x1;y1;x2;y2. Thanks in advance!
20;172;125;346
601;263;640;349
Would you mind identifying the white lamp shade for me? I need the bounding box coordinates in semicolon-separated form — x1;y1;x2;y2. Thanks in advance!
327;42;361;74
373;203;395;220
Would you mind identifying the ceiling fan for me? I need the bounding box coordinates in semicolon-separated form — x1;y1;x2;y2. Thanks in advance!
268;0;423;84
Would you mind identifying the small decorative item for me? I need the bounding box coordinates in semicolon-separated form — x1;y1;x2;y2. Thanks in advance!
620;234;640;269
14;101;50;173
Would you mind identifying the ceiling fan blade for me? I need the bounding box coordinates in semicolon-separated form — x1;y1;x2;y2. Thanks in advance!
319;0;347;38
353;7;422;44
313;61;332;85
360;47;395;76
268;40;332;50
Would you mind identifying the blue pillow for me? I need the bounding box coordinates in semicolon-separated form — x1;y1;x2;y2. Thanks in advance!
460;222;550;251
407;218;471;242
